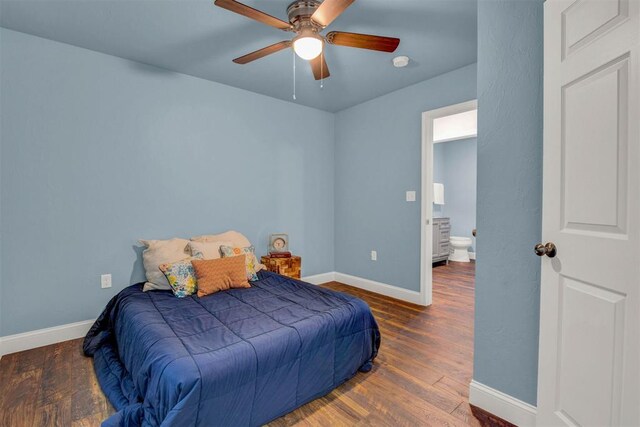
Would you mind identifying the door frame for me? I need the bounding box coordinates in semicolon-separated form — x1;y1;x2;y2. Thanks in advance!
420;99;478;306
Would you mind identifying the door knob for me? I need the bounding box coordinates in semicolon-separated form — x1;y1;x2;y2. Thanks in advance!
535;242;557;258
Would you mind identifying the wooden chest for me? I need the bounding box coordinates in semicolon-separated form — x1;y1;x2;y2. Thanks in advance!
260;255;301;279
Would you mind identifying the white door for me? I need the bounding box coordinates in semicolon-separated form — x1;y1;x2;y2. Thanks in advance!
538;1;640;426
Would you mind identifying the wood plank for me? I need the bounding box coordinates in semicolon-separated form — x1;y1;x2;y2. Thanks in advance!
0;368;43;427
71;412;108;427
33;398;72;427
10;346;47;374
452;402;483;426
0;353;17;411
435;375;471;400
373;363;463;413
39;340;76;406
71;339;112;421
471;404;517;427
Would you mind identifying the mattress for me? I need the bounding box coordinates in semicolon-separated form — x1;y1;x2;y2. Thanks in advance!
83;270;380;426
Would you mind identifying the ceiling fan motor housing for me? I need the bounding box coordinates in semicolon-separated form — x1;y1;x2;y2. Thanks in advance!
214;0;400;80
287;0;323;30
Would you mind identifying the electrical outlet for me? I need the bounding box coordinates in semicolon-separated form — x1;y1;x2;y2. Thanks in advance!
101;274;112;289
371;250;377;261
406;191;416;202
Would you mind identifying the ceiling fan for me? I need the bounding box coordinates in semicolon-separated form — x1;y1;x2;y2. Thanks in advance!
214;0;401;80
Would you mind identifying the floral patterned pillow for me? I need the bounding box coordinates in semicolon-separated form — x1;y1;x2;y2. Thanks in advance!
158;252;203;297
219;245;261;281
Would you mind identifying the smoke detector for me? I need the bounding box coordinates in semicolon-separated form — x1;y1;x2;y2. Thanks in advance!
392;56;410;68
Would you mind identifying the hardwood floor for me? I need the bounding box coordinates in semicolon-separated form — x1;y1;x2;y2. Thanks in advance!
0;337;113;426
0;262;479;426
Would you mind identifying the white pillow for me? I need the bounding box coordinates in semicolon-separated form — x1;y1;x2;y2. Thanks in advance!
187;240;233;260
190;230;251;248
139;238;190;292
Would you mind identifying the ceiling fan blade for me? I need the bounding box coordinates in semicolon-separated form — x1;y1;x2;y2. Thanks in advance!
233;41;292;64
310;54;330;80
311;0;355;28
214;0;292;31
326;31;400;52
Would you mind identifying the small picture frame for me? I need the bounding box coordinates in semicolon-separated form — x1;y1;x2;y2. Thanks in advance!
269;233;289;253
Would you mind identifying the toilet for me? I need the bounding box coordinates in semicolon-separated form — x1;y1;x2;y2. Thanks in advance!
449;236;473;262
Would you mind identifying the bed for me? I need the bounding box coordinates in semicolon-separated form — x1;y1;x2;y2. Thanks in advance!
83;270;380;426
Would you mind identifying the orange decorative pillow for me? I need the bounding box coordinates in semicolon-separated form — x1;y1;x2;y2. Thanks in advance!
219;245;262;281
192;255;250;297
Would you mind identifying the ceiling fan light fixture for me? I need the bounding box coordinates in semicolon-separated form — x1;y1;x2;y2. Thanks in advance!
293;32;323;60
216;0;400;81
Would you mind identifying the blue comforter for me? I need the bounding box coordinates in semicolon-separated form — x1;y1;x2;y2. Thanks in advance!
84;270;380;426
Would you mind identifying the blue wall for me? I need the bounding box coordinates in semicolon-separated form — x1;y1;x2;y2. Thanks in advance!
0;29;335;336
433;138;477;250
334;64;477;292
474;0;543;406
0;33;2;336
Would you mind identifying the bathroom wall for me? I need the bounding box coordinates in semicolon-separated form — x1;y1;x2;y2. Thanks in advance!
0;29;335;336
433;137;477;250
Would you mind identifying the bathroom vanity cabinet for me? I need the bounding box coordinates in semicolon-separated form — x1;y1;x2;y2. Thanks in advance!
432;217;451;263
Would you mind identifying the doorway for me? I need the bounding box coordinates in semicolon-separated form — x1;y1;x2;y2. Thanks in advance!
420;100;478;305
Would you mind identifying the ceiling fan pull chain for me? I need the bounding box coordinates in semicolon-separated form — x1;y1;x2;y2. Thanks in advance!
320;51;324;89
292;49;297;100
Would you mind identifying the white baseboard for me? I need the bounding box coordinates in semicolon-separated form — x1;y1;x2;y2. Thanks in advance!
302;271;424;305
0;319;95;357
301;272;336;285
469;380;537;426
334;272;424;305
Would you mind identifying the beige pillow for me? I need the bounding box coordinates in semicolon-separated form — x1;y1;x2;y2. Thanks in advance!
139;238;190;292
187;240;233;260
191;230;251;248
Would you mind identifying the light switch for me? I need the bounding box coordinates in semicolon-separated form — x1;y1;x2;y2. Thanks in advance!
406;191;416;202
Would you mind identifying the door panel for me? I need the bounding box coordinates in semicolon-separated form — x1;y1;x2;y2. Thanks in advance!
556;277;626;426
562;55;629;234
538;0;639;425
562;0;629;58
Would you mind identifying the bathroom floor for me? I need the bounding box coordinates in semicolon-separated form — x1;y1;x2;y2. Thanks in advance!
433;259;476;282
